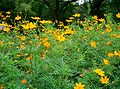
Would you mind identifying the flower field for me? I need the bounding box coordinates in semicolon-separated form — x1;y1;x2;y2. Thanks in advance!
0;12;120;89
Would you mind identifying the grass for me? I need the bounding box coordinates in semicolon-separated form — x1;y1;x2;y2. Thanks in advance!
0;12;120;89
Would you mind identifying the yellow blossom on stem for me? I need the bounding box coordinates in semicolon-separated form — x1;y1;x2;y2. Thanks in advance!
15;15;21;20
20;36;26;41
90;41;96;48
82;36;87;39
16;54;21;57
116;13;120;18
74;82;85;89
6;11;11;14
66;19;73;23
26;54;32;61
114;50;119;56
99;18;105;22
43;41;50;48
100;76;109;84
94;69;105;76
4;27;10;32
93;15;98;20
31;16;41;20
0;41;4;46
107;52;114;57
55;34;67;42
103;59;109;65
73;13;81;17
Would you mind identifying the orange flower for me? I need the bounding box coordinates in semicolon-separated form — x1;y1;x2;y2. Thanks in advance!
106;41;112;45
0;85;3;89
82;36;87;39
100;76;109;84
21;79;27;84
106;29;112;32
88;26;93;30
90;41;96;48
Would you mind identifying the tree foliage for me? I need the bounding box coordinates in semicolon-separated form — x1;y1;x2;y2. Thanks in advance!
0;0;120;21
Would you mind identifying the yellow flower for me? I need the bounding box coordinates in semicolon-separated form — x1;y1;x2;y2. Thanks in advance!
88;26;93;30
99;18;105;22
4;27;10;32
16;54;21;57
103;59;109;65
6;15;11;18
93;15;98;20
66;19;73;23
20;36;26;41
90;41;96;48
26;54;32;61
40;20;52;24
56;34;67;42
82;24;87;27
107;52;114;57
22;24;29;29
43;41;50;48
116;13;120;18
15;15;21;20
29;40;33;44
74;82;85;89
100;76;109;84
64;26;69;29
106;29;112;32
69;17;74;20
8;42;14;45
114;50;119;56
6;11;11;14
0;21;7;26
73;13;81;17
22;22;36;29
28;22;36;29
94;69;105;76
0;41;4;46
31;16;41;20
63;29;75;35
